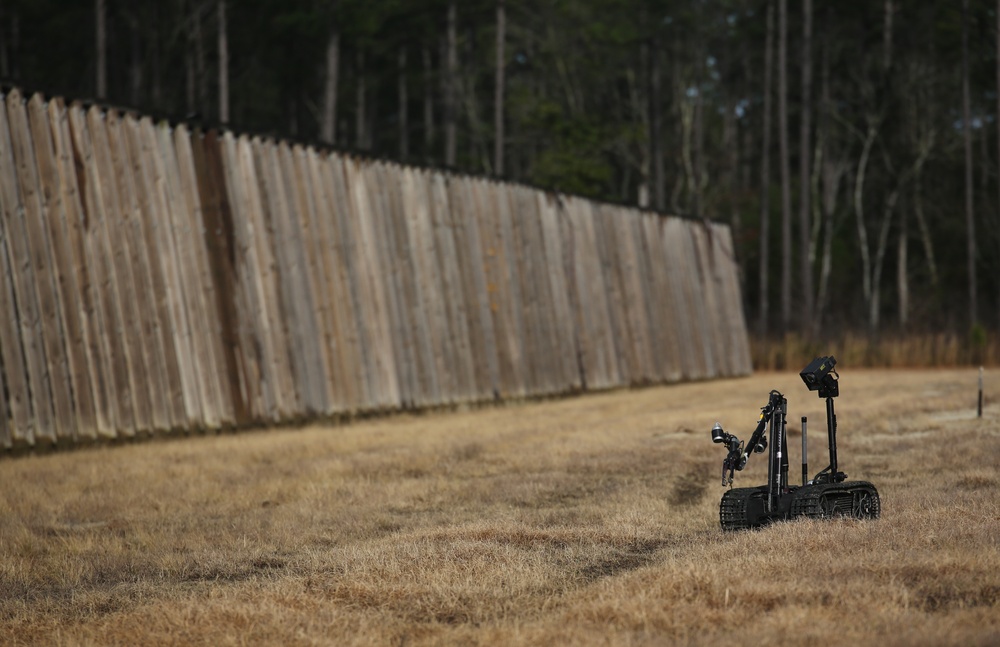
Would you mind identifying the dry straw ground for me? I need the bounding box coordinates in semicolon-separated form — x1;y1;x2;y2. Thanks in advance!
2;368;999;646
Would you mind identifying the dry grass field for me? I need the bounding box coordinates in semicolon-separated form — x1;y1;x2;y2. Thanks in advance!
2;368;999;646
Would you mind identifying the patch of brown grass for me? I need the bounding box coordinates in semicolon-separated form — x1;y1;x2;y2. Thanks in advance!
1;368;999;645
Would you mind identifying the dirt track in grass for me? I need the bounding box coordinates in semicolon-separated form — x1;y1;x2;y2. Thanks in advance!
1;368;998;645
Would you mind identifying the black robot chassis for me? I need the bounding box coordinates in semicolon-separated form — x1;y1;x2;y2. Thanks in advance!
711;356;881;531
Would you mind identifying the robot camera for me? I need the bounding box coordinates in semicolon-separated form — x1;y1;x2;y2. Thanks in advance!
800;356;839;398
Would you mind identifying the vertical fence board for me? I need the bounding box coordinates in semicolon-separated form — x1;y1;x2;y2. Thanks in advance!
451;177;500;398
287;144;337;414
261;140;321;415
307;150;360;413
440;176;490;400
466;178;502;397
537;192;581;391
369;163;417;408
246;136;299;418
138;117;201;427
0;95;35;445
69;104;132;437
399;167;441;406
52;101;113;438
28;96;98;438
175;127;233;425
642;215;682;382
191;130;251;425
6;93;73;442
88;108;154;436
123;116;187;430
662;219;703;379
325;154;372;411
164;124;225;428
105;110;171;432
221;134;273;421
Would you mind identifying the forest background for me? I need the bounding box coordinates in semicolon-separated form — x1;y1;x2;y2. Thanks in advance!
4;0;999;362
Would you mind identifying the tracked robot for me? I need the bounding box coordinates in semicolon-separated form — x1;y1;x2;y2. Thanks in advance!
710;356;880;530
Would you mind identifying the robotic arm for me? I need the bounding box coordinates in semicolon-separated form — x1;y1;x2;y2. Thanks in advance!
712;390;783;486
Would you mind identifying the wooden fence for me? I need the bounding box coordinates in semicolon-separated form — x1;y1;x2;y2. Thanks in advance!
0;88;751;448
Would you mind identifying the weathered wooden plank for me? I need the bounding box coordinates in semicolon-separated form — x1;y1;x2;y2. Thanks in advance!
259;139;322;415
27;96;97;440
87;107;153;436
306;149;362;413
122;115;187;430
322;153;370;412
346;158;400;408
712;223;752;375
286;143;337;414
641;214;682;382
281;140;330;414
245;136;298;418
617;207;656;383
577;200;620;389
513;185;552;395
28;95;100;439
662;218;703;380
102;109;171;433
430;173;475;402
694;223;726;378
553;195;591;391
70;104;136;437
139;117;204;428
443;176;481;398
593;205;632;384
398;167;441;406
429;173;465;403
489;180;527;398
190;129;251;424
535;192;576;391
5;92;73;442
161;123;225;428
465;178;502;398
451;176;500;399
49;100;114;438
220;133;273;421
0;97;34;445
368;162;416;407
175;126;234;425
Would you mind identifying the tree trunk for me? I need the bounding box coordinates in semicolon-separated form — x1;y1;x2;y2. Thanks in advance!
423;44;434;161
96;0;106;98
963;0;978;326
758;0;775;336
445;1;457;166
399;47;409;159
778;0;792;330
218;0;229;124
195;6;207;115
152;3;162;107
651;28;664;211
897;208;909;327
356;50;367;149
0;1;8;78
128;8;142;106
996;0;1000;327
815;39;838;330
798;0;813;328
494;0;505;176
320;20;339;143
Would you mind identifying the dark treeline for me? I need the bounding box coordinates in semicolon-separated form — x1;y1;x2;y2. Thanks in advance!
4;0;1000;339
